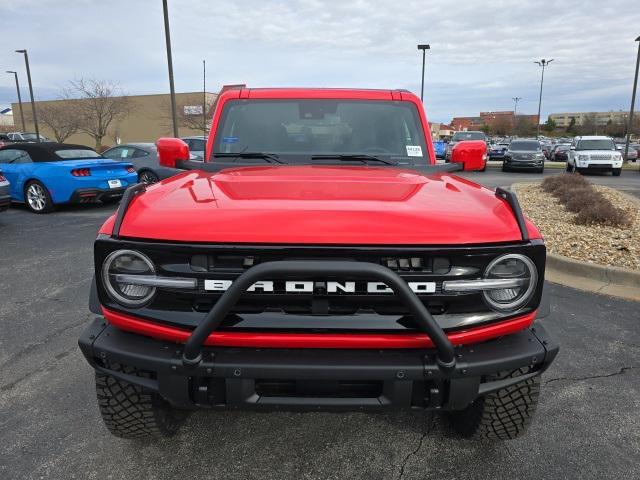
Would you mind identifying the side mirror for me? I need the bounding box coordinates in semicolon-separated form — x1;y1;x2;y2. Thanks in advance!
450;140;487;171
157;137;190;168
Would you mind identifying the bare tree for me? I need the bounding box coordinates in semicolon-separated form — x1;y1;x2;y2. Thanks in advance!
65;78;133;149
578;113;598;135
33;102;80;142
514;117;535;137
159;95;217;136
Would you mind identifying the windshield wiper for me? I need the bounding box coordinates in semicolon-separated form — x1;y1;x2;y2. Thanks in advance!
311;154;397;165
212;152;286;164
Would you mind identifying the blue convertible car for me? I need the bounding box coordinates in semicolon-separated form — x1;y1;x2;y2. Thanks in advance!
0;142;138;213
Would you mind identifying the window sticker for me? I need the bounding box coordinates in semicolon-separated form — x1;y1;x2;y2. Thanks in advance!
406;145;423;157
120;149;129;158
222;137;239;144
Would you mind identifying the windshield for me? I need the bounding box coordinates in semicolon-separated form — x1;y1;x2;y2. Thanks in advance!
509;141;540;151
55;149;102;159
451;131;485;142
212;99;427;164
576;139;615;150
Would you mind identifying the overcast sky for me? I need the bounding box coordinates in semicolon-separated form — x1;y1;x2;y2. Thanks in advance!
1;0;639;123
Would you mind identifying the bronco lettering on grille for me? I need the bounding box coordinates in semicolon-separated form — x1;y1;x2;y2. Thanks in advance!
203;280;436;294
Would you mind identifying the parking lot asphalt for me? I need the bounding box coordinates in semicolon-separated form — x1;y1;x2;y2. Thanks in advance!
1;178;639;479
459;164;640;198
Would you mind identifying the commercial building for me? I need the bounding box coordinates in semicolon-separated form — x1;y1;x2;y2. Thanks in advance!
11;91;217;147
429;122;455;140
548;111;630;128
451;111;538;131
0;107;14;128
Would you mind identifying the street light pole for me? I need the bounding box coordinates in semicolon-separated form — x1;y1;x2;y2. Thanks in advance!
162;0;179;138
417;44;430;102
202;59;206;137
6;70;26;131
534;59;553;139
512;96;522;116
15;49;40;142
623;36;640;162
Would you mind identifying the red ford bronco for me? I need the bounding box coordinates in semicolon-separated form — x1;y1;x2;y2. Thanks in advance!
79;87;557;440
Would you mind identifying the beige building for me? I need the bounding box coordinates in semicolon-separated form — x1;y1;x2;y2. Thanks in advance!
548;111;629;128
429;122;455;140
12;91;218;148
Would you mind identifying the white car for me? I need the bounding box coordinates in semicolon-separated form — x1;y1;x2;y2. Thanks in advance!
567;136;623;176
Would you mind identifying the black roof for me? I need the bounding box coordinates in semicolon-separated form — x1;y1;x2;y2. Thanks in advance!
0;142;96;162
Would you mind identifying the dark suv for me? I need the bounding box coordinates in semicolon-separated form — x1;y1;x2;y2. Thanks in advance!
502;140;545;173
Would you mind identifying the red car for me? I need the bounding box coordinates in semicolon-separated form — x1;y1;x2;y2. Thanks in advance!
79;87;557;440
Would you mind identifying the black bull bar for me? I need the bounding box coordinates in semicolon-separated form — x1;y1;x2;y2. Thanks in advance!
181;260;457;371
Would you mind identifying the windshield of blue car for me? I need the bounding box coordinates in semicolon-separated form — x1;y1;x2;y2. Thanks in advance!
212;99;428;164
54;149;102;159
509;141;540;151
576;139;616;150
451;132;485;142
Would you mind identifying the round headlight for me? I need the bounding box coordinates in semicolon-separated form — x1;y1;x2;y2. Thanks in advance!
482;254;537;312
102;249;156;307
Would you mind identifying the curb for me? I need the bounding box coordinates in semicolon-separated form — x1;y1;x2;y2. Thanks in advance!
545;253;640;302
511;183;640;303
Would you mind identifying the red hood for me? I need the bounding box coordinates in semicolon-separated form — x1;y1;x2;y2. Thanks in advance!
105;165;540;245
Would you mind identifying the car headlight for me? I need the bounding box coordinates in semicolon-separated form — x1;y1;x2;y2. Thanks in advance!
578;154;589;161
102;249;156;307
535;153;544;159
482;254;537;312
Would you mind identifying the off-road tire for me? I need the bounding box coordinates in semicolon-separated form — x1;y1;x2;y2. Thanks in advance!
95;363;187;439
612;168;621;177
447;367;540;440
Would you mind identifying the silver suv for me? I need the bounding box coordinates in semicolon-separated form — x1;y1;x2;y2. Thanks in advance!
567;136;623;176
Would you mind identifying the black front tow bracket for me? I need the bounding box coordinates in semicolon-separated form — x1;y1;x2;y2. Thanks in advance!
181;260;456;372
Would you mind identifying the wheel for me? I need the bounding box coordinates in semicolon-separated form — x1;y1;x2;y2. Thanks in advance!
565;162;571;172
24;180;55;213
95;363;188;439
537;167;544;174
447;367;540;440
612;168;621;176
138;170;160;185
479;163;487;172
501;162;508;172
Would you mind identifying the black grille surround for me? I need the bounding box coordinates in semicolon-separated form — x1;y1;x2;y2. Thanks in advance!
95;235;546;334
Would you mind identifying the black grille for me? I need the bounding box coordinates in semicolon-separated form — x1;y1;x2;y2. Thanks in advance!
95;237;546;333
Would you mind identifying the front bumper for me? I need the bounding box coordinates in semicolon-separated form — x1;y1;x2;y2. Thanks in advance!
504;159;544;170
0;194;10;211
69;187;127;203
79;317;558;411
578;163;620;171
0;182;10;211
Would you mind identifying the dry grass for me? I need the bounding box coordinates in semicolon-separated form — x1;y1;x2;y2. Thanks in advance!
513;181;640;271
540;174;631;228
